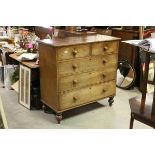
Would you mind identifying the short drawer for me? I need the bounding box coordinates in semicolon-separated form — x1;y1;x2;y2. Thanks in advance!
90;54;117;71
58;54;117;76
57;44;90;60
58;68;116;92
92;41;118;55
59;80;116;110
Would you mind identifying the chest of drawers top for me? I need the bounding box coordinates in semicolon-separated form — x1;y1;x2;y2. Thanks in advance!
37;34;120;47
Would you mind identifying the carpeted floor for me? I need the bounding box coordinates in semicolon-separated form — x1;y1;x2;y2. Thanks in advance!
0;81;152;129
0;115;4;129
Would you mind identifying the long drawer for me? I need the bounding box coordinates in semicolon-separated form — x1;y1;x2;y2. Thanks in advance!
58;54;117;76
92;41;118;55
57;44;90;60
58;68;116;92
59;80;116;110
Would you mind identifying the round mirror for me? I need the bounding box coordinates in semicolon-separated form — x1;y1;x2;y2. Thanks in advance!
116;60;136;89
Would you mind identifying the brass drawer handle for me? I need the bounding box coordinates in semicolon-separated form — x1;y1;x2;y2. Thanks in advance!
73;96;78;102
103;46;108;51
102;60;106;64
73;79;78;85
72;64;78;69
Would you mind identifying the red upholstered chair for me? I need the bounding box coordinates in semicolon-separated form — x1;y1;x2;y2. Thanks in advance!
129;51;155;129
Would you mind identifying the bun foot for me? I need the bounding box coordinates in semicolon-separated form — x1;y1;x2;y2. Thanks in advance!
56;113;62;124
108;96;114;106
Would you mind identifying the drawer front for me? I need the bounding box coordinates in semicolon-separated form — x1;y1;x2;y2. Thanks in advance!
59;81;116;110
58;57;91;76
92;41;118;55
57;44;90;60
58;54;117;76
58;68;116;92
90;54;117;71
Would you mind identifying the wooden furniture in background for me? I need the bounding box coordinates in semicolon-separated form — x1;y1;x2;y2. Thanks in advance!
129;49;155;129
112;28;139;68
139;26;144;40
112;28;140;87
38;34;120;123
64;30;97;37
53;29;97;38
35;26;53;39
65;26;76;31
95;29;112;36
9;53;39;68
9;53;41;110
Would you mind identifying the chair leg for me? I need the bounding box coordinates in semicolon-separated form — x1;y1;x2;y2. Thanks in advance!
129;113;134;129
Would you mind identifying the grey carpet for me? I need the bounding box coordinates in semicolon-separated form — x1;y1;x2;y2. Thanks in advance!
0;81;151;129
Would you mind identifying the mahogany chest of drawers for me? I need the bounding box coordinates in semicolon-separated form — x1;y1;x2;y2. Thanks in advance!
38;34;120;123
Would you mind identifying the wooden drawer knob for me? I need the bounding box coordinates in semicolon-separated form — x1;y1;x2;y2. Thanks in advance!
73;96;78;102
102;89;106;93
102;74;106;78
102;60;106;64
72;49;78;56
103;46;108;51
72;64;78;69
73;79;78;84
